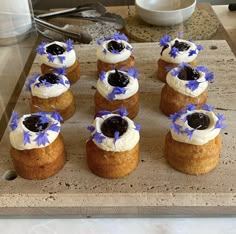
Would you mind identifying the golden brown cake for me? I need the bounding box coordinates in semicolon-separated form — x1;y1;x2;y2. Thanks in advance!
36;39;80;84
86;109;141;178
96;33;135;77
26;71;75;121
157;35;203;82
9;111;66;180
164;104;225;175
95;68;139;119
160;63;214;116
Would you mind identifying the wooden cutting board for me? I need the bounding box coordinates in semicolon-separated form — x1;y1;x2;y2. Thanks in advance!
0;41;236;217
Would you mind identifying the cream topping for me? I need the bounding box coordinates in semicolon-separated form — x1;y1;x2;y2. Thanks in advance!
91;114;140;152
166;70;208;97
170;110;220;145
10;113;61;150
30;74;70;99
96;39;132;64
160;38;198;63
96;70;139;100
39;41;76;68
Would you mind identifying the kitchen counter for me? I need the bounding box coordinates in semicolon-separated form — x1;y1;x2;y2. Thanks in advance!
0;4;236;234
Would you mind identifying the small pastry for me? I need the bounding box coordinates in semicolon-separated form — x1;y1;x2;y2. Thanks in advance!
9;111;66;180
160;63;214;116
86;109;141;178
165;104;225;175
36;39;80;84
96;33;135;76
157;34;203;82
95;68;139;119
26;68;75;121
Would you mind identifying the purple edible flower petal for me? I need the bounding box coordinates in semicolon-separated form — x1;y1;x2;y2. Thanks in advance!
10;111;19;131
47;53;55;62
186;104;197;111
34;131;50;146
169;47;179;58
114;131;120;143
58;55;66;64
51;112;63;122
96;110;112;118
186;80;199;91
48;123;60;132
23;131;31;145
205;72;214;82
168;112;181;122
39;112;49;124
202;104;214;112
170;122;182;134
159;34;172;47
188;49;197;57
215;113;226;129
54;67;66;75
171;68;180;77
112;32;128;41
92;132;105;144
87;126;95;132
25;73;39;91
36;42;48;55
99;70;106;81
165;66;174;72
103;48;107;55
96;39;103;45
128;68;139;79
195;66;209;73
110;49;120;54
118;108;128;117
66;38;74;52
197;44;204;51
107;87;126;101
135;124;141;131
57;77;66;86
183;128;194;139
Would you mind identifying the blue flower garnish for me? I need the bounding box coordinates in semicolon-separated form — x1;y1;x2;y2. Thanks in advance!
39;112;49;124
36;42;48;55
186;80;199;91
195;66;209;73
205;72;214;82
169;47;179;58
159;34;172;47
103;48;107;55
170;68;180;77
96;110;112;118
51;112;63;122
171;122;182;134
117;108;128;117
135;124;141;131
186;104;197;111
188;49;197;57
87;125;95;132
107;87;126;101
99;70;106;81
178;31;184;38
10;111;19;131
114;131;120;143
47;53;55;62
34;131;50;146
48;123;60;132
92;132;106;144
112;32;128;41
110;49;120;54
183;128;194;139
165;66;174;72
66;38;74;52
197;44;204;51
215;113;226;129
25;73;39;92
58;55;66;64
23;131;31;145
168;112;182;122
54;67;66;76
128;68;139;79
202;104;214;112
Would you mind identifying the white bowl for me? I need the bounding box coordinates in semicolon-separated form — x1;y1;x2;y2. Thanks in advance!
135;0;196;26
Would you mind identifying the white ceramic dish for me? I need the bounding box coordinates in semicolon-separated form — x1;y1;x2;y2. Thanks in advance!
135;0;196;26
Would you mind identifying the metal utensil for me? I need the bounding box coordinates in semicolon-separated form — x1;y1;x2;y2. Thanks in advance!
36;2;106;19
35;18;92;44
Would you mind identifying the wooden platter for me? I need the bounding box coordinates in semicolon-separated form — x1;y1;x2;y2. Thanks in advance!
0;41;236;217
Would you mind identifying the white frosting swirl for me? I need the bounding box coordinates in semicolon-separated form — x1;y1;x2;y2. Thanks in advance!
97;70;139;100
170;110;220;145
30;74;70;99
96;39;132;64
166;69;208;97
160;38;198;63
91;114;140;152
10;113;61;150
40;41;76;68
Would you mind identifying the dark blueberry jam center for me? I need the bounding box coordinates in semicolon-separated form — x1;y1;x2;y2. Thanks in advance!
23;116;48;132
108;70;129;87
178;66;200;81
187;113;210;130
46;43;65;55
172;40;190;51
39;73;59;84
101;116;128;138
107;40;125;53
